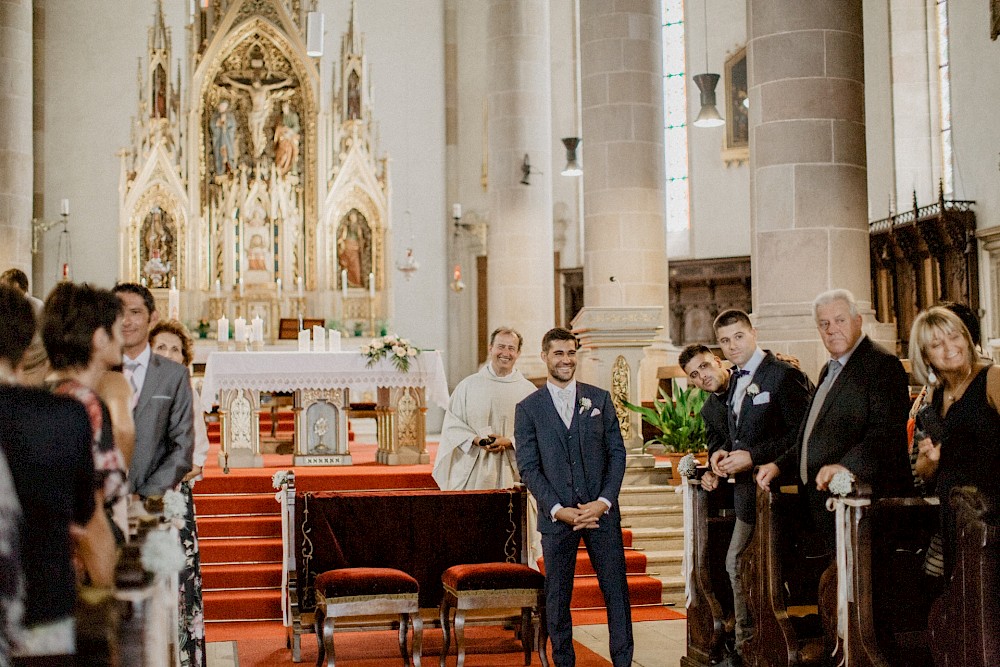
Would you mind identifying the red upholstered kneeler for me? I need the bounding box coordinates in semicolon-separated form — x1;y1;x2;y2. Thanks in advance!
314;567;422;667
439;563;547;667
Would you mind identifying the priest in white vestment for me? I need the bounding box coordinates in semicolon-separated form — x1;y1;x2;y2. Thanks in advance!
433;327;541;564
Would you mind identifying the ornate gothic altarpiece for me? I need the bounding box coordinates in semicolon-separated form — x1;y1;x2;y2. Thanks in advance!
119;0;390;341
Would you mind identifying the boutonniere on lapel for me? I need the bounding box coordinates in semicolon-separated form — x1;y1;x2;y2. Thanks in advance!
579;397;600;417
746;383;760;398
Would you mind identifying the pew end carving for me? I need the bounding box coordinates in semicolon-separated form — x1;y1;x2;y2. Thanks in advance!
742;484;828;667
682;472;736;667
928;487;1000;667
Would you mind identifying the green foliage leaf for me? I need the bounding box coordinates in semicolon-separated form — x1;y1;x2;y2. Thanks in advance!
623;380;709;453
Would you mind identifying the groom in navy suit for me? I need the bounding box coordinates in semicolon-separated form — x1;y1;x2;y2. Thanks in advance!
515;327;632;667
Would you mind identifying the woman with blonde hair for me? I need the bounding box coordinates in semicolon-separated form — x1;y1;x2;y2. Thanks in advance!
909;306;1000;576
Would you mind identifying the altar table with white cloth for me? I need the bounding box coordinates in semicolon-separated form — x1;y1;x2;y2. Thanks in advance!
201;350;448;468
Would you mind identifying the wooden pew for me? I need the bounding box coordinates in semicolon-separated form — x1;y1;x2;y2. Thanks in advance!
826;486;939;667
681;471;736;667
742;484;831;667
928;487;1000;667
277;471;531;662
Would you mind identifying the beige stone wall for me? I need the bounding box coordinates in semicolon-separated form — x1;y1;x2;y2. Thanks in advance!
0;0;33;278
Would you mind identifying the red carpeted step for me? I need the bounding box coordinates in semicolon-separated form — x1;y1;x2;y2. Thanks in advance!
569;575;663;609
199;537;282;564
197;514;281;538
202;562;282;590
194;493;279;516
203;589;282;621
621;530;633;548
537;550;647;576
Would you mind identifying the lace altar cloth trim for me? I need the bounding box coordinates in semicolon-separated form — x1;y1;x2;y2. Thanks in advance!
200;351;449;412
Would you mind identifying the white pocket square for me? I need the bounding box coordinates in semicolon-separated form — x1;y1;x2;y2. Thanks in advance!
752;391;771;405
590;408;601;417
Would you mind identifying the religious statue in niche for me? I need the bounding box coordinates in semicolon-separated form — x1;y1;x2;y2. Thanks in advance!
153;63;167;119
347;70;361;120
246;233;269;271
273;100;300;177
211;100;237;176
219;69;295;159
141;207;175;287
337;209;371;288
241;192;273;281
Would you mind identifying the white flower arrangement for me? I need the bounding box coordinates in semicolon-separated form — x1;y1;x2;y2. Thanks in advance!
828;469;856;497
746;383;760;397
677;453;698;478
140;530;186;574
272;470;290;490
362;334;421;372
578;397;592;414
162;489;187;522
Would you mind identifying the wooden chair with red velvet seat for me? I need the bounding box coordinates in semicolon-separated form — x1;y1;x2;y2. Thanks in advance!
313;566;423;667
439;562;547;667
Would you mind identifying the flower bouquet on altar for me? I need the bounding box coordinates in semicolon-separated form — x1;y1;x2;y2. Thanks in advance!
360;334;420;372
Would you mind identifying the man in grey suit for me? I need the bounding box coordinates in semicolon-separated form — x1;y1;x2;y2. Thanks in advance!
515;327;632;667
113;283;194;498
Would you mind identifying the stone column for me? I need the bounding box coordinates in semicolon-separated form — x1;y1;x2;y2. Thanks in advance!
578;0;671;397
486;0;554;378
0;0;33;273
748;0;894;378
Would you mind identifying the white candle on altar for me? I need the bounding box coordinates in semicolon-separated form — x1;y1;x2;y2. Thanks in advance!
214;279;221;298
217;316;229;342
167;280;180;320
297;329;311;352
238;278;244;298
341;270;348;299
452;203;462;219
368;273;375;299
296;275;303;297
312;325;326;352
61;198;70;216
276;278;282;299
234;317;246;343
328;329;342;352
252;315;264;342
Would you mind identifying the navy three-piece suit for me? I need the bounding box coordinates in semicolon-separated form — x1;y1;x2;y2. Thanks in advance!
515;382;633;667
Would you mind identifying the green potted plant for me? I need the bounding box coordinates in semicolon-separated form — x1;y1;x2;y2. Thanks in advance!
624;380;709;484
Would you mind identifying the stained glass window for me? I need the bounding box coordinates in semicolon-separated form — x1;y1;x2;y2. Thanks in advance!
936;0;954;196
662;0;689;238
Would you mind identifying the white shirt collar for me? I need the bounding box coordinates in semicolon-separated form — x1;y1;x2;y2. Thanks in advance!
738;347;766;376
546;379;577;401
125;344;152;368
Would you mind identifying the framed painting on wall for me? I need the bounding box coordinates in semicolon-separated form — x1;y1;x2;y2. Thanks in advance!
723;46;749;167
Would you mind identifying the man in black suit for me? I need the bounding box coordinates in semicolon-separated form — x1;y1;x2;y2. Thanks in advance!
682;309;814;666
113;283;194;498
756;289;912;548
515;327;632;667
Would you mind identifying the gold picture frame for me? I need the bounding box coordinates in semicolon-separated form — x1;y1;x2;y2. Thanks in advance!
723;46;749;167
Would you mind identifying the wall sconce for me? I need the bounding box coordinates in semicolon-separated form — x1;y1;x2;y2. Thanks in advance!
560;137;582;176
452;203;488;248
306;11;324;57
520;154;536;185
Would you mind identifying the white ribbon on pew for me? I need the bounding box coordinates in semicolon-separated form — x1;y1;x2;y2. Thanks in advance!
681;482;693;609
827;494;870;667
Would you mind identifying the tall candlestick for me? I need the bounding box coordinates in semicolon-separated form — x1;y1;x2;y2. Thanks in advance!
296;275;303;297
368;272;375;299
341;270;348;299
276;278;282;299
168;279;180;320
61;199;70;216
214;279;221;297
238;278;244;298
452;203;462;219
